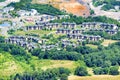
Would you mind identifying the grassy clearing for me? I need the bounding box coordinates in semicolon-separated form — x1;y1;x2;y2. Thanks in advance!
13;30;26;35
0;6;3;9
86;44;98;49
24;22;35;26
14;30;61;39
102;39;119;46
53;33;66;38
0;52;82;78
32;0;39;4
31;59;80;72
68;75;120;80
27;30;54;35
14;30;54;36
0;52;24;77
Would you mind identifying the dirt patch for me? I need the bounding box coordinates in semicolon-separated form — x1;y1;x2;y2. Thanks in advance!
41;60;77;70
32;0;90;17
68;75;120;80
59;1;90;17
102;39;119;46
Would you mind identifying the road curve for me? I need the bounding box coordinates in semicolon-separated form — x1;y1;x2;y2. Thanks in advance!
89;2;120;20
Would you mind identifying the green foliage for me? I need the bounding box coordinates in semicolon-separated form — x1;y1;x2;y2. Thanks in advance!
0;43;27;56
8;0;65;16
51;15;120;27
12;67;70;80
0;0;5;2
7;0;32;10
57;35;66;40
84;42;120;67
93;67;109;75
58;67;71;76
101;4;114;11
9;11;19;17
109;66;119;75
83;31;110;39
93;1;103;7
30;42;120;67
74;66;88;76
60;74;68;80
90;9;95;15
91;66;118;76
112;31;120;40
51;51;83;60
11;46;26;55
31;48;42;56
37;49;84;61
29;4;65;15
102;61;111;68
42;34;53;39
83;31;120;40
93;0;120;10
66;45;74;52
74;46;97;54
7;29;15;35
0;36;5;43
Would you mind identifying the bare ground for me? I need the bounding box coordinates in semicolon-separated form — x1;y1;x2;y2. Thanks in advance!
68;75;120;80
32;0;90;17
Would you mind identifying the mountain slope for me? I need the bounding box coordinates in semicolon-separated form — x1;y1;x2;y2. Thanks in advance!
32;0;90;17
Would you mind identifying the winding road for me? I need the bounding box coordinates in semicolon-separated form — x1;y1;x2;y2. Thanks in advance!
83;0;120;21
89;2;120;21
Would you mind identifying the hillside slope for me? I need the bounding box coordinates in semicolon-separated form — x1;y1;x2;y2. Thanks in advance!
32;0;90;17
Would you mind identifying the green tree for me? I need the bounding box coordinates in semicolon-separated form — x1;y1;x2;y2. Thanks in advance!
0;36;5;43
93;67;102;75
93;67;109;75
60;74;68;80
109;66;119;75
74;66;88;76
58;67;70;76
90;9;94;15
66;45;74;52
31;48;41;56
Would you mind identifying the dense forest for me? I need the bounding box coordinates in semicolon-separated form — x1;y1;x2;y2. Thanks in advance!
11;67;70;80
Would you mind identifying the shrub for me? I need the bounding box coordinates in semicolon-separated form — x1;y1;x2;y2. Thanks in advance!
74;66;88;76
109;66;119;75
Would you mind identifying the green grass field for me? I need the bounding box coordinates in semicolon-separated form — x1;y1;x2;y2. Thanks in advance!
14;30;54;36
0;52;83;79
86;44;98;49
102;39;119;46
1;50;120;80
